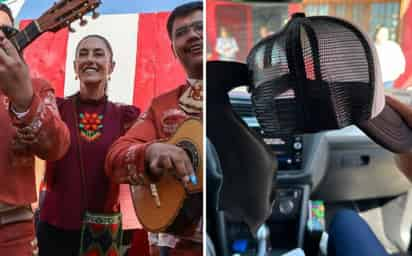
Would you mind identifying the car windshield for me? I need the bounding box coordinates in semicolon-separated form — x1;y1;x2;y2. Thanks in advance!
207;0;410;97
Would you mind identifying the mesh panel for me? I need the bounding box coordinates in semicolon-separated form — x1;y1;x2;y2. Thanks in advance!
308;17;373;127
301;28;316;80
248;30;296;136
248;15;375;136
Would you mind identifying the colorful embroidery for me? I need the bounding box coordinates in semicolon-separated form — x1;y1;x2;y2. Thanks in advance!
25;97;45;133
80;212;122;256
179;81;203;114
161;109;187;136
79;112;104;142
124;145;143;185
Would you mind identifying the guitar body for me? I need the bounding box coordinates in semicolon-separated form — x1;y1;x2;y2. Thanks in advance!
131;119;203;235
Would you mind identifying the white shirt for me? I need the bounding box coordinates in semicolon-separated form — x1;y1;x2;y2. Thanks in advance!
375;40;406;82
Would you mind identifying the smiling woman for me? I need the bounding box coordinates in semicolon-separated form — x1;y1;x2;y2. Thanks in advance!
36;34;141;256
74;34;115;100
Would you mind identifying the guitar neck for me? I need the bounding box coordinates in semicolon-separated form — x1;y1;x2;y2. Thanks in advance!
10;21;43;51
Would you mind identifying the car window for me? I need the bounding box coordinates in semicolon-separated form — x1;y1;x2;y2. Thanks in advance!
207;0;409;95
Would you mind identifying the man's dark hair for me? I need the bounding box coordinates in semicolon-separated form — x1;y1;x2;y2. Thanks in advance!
167;1;203;40
0;4;14;26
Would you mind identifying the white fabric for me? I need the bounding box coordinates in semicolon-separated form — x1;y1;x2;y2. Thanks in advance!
358;21;385;119
375;41;406;82
148;232;180;248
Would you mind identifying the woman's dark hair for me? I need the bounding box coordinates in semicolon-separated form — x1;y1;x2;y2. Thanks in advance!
75;34;114;60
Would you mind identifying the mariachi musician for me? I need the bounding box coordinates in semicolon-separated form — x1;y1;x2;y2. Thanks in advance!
0;4;69;255
105;1;203;255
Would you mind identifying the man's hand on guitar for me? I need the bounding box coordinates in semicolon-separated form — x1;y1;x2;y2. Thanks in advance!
0;33;33;112
145;142;196;186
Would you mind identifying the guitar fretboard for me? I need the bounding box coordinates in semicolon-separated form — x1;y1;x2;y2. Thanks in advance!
11;21;42;51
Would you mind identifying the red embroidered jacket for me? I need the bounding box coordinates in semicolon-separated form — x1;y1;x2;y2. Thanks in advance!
105;84;196;182
0;78;70;206
105;84;203;246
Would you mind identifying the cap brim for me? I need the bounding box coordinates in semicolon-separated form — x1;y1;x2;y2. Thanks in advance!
358;104;412;153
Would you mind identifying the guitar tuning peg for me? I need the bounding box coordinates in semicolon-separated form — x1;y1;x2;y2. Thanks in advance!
92;10;100;19
79;17;87;26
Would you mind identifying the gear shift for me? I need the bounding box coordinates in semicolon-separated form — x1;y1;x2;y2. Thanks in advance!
256;224;270;256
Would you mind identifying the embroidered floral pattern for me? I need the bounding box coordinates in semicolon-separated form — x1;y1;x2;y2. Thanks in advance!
10;90;61;167
79;112;104;142
124;145;145;185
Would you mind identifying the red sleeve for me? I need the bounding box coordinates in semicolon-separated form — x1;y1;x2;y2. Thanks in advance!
120;104;140;133
104;104;140;212
105;106;158;184
9;78;70;161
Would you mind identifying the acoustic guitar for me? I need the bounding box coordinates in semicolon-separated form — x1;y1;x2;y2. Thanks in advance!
130;119;203;236
7;0;101;52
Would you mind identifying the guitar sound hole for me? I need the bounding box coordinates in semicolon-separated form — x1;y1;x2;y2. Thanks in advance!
177;140;199;172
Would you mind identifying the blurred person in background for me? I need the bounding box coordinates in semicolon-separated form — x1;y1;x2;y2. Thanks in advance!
216;26;239;61
374;26;406;89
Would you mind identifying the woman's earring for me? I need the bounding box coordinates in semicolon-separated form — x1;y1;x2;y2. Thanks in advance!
107;76;111;81
75;75;78;80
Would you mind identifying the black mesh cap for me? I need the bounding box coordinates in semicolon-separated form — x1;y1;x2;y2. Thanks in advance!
247;13;382;137
207;13;412;153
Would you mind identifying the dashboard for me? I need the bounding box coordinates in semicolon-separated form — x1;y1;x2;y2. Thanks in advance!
249;121;303;170
230;91;304;171
229;90;412;201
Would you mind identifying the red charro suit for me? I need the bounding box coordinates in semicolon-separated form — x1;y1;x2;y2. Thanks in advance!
106;83;202;256
0;78;70;255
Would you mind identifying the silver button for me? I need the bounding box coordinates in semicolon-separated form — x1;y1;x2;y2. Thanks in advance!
279;199;294;215
293;142;302;150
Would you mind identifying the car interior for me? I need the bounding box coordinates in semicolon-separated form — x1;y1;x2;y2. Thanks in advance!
206;1;412;255
207;71;412;256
